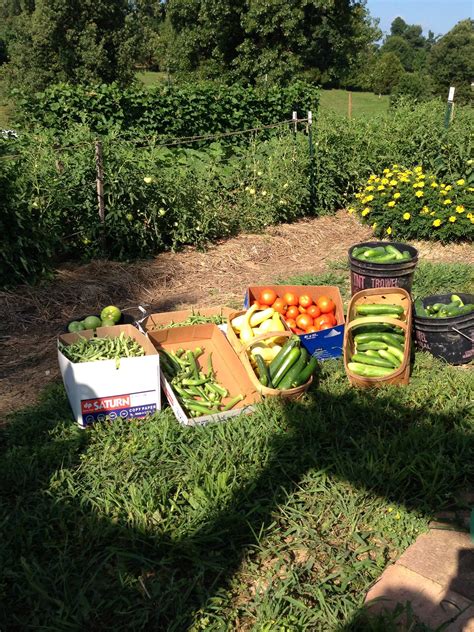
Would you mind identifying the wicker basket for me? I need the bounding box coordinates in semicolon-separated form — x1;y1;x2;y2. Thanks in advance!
343;288;412;388
227;312;313;398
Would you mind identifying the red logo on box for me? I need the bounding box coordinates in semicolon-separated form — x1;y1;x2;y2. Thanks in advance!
81;394;131;414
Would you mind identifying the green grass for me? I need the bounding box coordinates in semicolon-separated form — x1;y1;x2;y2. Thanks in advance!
317;89;389;119
0;262;473;631
136;70;170;88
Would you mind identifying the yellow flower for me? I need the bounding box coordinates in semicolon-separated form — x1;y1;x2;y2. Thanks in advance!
261;190;267;196
468;187;474;192
363;195;374;203
443;199;452;205
355;192;362;199
361;207;371;216
456;205;465;213
412;182;420;188
440;183;446;189
399;177;409;183
348;207;356;214
249;188;256;195
468;213;473;219
417;173;425;179
440;189;448;196
414;166;423;173
389;180;397;186
445;185;452;191
381;178;389;185
395;512;401;520
432;219;442;227
415;191;423;198
372;222;377;229
421;206;429;214
365;185;375;191
431;181;438;188
456;179;465;185
375;177;380;183
387;200;396;207
392;164;399;169
430;211;436;216
393;192;401;199
383;168;390;174
449;216;456;222
377;185;385;191
386;226;392;235
368;174;377;181
403;212;411;220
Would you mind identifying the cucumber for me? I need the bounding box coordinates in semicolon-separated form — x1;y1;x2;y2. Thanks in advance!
360;246;387;259
291;355;318;387
269;336;300;379
272;348;302;388
385;245;404;260
348;362;395;378
414;298;428;317
351;352;394;368
357;341;388;351
278;348;308;389
385;344;404;363
356;303;404;316
451;294;464;307
365;253;398;263
378;349;401;367
255;353;272;388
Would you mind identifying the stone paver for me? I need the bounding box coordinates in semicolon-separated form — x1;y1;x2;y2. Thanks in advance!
365;564;474;631
396;530;474;601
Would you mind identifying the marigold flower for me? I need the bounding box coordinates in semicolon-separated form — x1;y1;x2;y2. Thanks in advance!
387;200;396;207
389;180;397;186
403;213;411;220
386;226;392;235
445;185;452;191
377;185;385;191
443;199;452;205
449;216;456;222
365;185;375;191
393;192;401;199
456;205;465;213
415;191;423;198
430;182;438;188
381;178;389;185
362;207;371;216
432;219;442;227
383;168;390;174
414;166;423;173
456;178;465;185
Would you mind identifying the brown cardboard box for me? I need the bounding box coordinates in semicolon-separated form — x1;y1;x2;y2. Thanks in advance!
148;324;261;426
140;306;234;334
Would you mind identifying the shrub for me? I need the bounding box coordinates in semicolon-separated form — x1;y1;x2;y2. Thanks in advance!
348;164;474;242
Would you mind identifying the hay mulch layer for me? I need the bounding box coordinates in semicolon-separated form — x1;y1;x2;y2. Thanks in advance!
1;211;472;418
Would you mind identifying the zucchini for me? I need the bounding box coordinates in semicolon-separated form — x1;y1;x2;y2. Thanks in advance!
255;353;272;388
269;335;300;379
356;303;404;316
278;348;308;390
272;348;302;388
351;352;394;368
291;355;318;387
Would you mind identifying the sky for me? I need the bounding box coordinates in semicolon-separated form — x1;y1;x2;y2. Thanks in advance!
366;0;473;38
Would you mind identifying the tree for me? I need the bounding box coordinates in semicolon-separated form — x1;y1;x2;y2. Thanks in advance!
372;52;404;94
2;0;141;93
390;72;435;105
429;19;474;103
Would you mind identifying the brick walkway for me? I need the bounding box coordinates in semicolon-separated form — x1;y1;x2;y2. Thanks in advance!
365;501;474;631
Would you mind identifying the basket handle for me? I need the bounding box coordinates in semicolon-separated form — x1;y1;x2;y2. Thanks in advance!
240;329;293;352
345;315;409;334
451;326;474;343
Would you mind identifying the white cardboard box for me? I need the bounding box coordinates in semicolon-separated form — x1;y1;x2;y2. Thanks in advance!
58;324;161;428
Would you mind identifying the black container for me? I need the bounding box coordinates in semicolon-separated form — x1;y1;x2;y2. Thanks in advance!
413;293;474;365
65;312;136;333
348;241;419;296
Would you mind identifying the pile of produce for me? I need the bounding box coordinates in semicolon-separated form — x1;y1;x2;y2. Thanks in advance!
347;303;406;378
231;304;318;390
414;294;474;318
149;311;227;330
67;305;122;332
59;332;145;367
352;244;412;263
160;347;243;418
251;288;337;335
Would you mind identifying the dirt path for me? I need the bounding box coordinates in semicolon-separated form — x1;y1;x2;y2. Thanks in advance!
1;211;472;418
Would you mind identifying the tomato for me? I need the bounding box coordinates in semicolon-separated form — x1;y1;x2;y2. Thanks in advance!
317;296;336;314
294;328;305;335
283;292;299;306
319;324;333;331
315;314;335;329
252;300;261;309
307;305;321;319
259;288;277;306
272;298;287;314
305;326;319;333
296;313;313;330
299;294;313;308
298;306;307;313
286;318;297;330
285;305;299;320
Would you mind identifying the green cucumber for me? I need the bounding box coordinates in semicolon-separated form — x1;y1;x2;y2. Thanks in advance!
348;362;395;378
272;348;302;388
360;246;387;259
414;298;428;317
357;341;388;351
269;336;300;379
351;323;396;334
351;352;394;368
378;349;401;367
385;344;404;363
278;348;308;390
385;245;404;260
356;303;404;316
291;355;318;387
255;353;272;388
451;294;464;306
365;253;398;263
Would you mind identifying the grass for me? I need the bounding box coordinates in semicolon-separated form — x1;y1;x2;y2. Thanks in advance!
319;89;389;119
1;262;473;631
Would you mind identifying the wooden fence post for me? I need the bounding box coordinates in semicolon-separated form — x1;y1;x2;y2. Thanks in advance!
348;91;352;119
95;140;105;224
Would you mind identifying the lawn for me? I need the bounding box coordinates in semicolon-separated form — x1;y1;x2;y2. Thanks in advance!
319;89;389;119
1;261;473;631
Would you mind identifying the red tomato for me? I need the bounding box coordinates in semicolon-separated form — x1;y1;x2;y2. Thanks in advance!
283;292;299;306
298;306;307;313
315;314;335;329
299;294;313;308
305;326;319;333
293;328;305;335
296;313;313;330
285;305;299;320
307;305;321;319
317;296;336;314
286;318;297;330
272;298;287;314
319;324;333;331
259;289;277;306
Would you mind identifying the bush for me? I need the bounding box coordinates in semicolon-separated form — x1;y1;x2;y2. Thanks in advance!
390;73;435;105
13;80;320;138
348;164;474;242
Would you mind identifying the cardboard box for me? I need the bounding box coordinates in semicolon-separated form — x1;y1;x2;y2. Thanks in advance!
245;285;345;360
138;306;234;336
148;324;261;426
58;324;161;428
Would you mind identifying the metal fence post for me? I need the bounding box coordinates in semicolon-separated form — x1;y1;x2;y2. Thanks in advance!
307;110;315;212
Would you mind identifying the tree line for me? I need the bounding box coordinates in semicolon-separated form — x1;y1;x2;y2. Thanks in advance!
0;1;472;102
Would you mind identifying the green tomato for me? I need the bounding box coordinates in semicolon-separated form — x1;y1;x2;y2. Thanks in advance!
83;315;102;330
100;305;122;324
68;321;84;333
101;318;116;327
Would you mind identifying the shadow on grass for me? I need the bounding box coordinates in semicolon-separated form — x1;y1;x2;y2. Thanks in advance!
0;369;472;630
